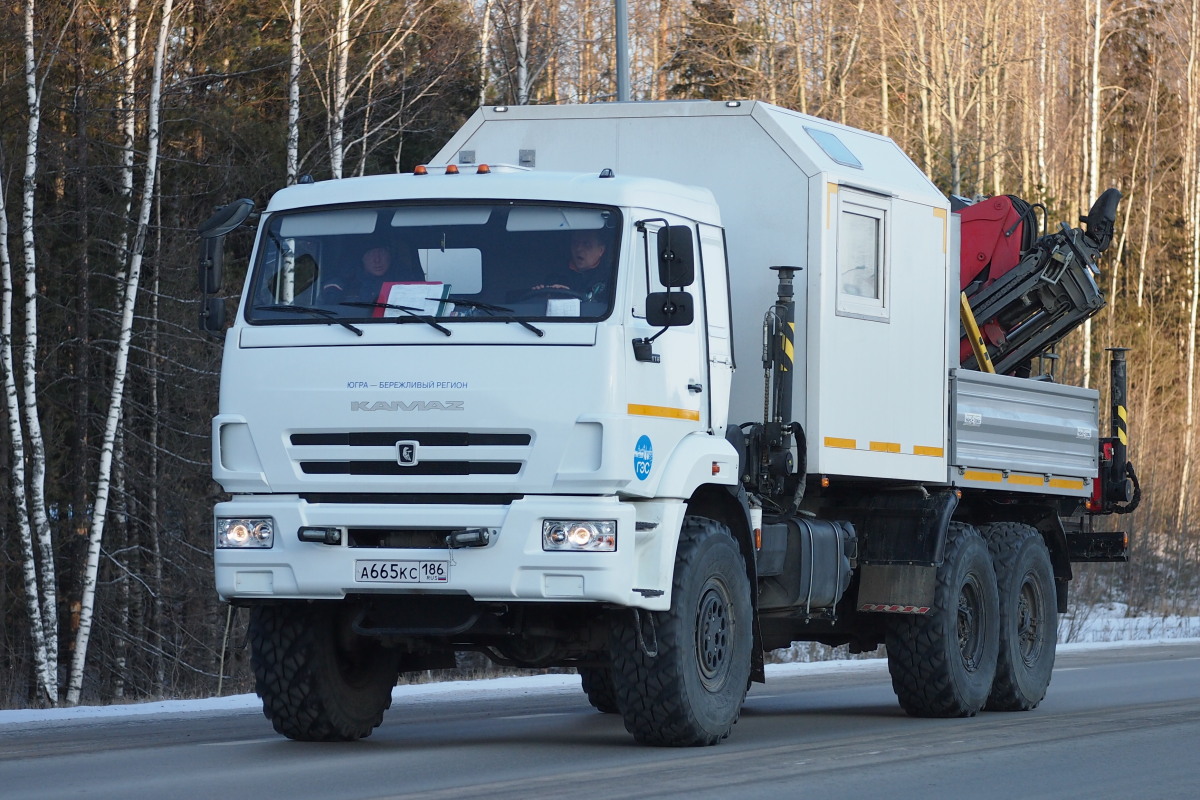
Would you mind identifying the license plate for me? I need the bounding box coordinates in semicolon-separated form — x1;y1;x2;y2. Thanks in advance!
354;560;449;584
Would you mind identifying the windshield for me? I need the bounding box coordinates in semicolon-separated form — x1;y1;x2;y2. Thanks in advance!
246;202;621;326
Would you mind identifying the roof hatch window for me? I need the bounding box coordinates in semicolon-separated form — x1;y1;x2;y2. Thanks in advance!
805;127;863;170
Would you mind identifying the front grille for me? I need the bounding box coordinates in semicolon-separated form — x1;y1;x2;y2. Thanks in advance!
289;428;531;479
301;493;523;505
291;432;531;447
300;461;521;476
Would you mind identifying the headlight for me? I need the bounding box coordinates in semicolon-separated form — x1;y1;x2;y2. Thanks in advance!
216;517;275;548
542;520;616;552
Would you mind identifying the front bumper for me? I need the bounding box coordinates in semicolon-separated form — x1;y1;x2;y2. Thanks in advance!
213;494;682;611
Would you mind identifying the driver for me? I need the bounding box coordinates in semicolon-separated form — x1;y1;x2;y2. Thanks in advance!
530;230;610;301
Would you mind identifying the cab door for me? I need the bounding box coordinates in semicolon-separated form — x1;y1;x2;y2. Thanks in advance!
624;216;709;496
698;223;733;433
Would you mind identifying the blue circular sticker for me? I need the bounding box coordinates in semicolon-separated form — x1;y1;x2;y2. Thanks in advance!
633;435;653;480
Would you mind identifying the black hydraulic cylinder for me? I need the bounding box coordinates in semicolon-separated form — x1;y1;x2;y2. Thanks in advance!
768;266;798;430
1107;347;1130;502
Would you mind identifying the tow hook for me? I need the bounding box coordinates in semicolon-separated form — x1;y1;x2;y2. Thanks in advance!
445;528;492;549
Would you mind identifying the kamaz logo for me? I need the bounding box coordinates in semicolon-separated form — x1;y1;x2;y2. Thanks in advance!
351;400;465;412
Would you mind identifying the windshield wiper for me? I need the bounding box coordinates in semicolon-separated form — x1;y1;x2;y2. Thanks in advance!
339;301;452;337
254;304;363;336
437;298;544;337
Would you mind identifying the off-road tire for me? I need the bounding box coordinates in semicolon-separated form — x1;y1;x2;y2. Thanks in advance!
979;522;1057;711
885;523;999;717
249;603;399;741
609;516;753;746
578;666;619;714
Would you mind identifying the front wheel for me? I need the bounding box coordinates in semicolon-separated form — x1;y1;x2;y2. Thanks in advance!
578;665;619;714
249;603;399;741
885;523;999;717
980;522;1057;711
609;517;753;746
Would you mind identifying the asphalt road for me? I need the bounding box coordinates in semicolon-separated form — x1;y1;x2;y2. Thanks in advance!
2;641;1198;800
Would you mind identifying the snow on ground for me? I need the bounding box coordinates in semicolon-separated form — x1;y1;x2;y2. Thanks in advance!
1;606;1196;728
1058;602;1200;643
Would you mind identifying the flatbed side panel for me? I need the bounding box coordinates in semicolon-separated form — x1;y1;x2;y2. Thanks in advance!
950;369;1098;497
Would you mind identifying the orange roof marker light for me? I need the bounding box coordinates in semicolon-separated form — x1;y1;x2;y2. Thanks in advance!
477;164;491;174
445;164;460;174
413;165;428;175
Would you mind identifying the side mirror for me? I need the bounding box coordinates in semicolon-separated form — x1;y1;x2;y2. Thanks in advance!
200;236;223;294
199;198;254;239
198;199;253;296
200;295;226;333
646;291;694;327
657;225;695;287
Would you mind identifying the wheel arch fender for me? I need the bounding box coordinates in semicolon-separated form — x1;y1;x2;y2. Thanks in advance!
686;483;765;683
653;432;740;499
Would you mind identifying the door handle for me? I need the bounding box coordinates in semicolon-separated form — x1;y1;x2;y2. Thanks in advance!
688;382;704;393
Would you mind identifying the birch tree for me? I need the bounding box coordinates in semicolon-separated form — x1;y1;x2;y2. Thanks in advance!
1;148;57;707
1175;0;1200;534
9;0;62;707
287;0;302;185
67;0;178;706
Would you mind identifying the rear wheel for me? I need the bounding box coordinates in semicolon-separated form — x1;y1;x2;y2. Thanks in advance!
578;666;619;714
885;523;999;717
249;603;399;741
610;517;753;746
980;522;1057;711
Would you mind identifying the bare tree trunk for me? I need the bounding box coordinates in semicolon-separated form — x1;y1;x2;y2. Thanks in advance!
330;0;350;179
1;153;56;707
111;427;129;700
1036;7;1049;192
1136;67;1160;309
149;186;165;696
68;0;176;706
516;0;532;105
287;0;302;185
1177;0;1200;533
875;0;889;139
479;0;494;106
21;0;59;705
1080;0;1105;388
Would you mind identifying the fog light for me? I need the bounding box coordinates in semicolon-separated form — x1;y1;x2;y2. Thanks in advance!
217;517;275;548
542;520;616;552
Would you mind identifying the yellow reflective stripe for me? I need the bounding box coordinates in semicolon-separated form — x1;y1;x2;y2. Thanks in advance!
933;207;948;253
1008;474;1044;487
627;404;701;421
963;469;1004;483
960;470;1086;491
826;183;838;228
824;439;946;456
1117;405;1128;422
1118;429;1128;445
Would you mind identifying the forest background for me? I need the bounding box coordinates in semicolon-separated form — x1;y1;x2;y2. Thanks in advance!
1;0;1198;709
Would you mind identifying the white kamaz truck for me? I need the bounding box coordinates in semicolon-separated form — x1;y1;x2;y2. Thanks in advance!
199;101;1138;746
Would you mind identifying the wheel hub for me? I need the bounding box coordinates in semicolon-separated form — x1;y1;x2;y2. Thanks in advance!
957;575;985;673
1017;570;1045;666
696;578;732;690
